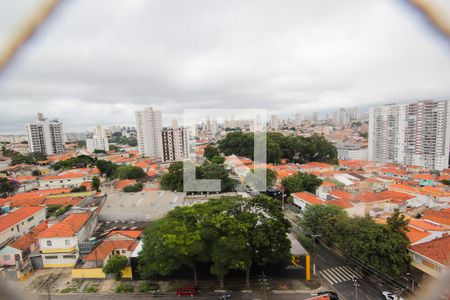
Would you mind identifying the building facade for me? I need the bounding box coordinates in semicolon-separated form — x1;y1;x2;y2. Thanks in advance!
135;107;163;159
26;113;65;155
160;127;189;162
369;101;450;170
86;125;109;153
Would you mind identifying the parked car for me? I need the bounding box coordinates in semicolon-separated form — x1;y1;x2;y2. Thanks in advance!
382;291;404;300
318;290;339;300
176;286;199;297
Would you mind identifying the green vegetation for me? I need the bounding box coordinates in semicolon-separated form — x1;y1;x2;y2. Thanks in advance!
160;161;236;192
93;149;106;154
91;176;100;191
0;177;19;197
218;132;338;164
115;282;134;293
203;145;220;160
123;182;144;193
9;151;47;166
300;205;411;277
116;165;146;180
210;155;225;164
96;160;119;178
52;155;95;171
140;195;290;288
109;136;138;147
103;255;129;281
70;186;87;193
31;169;42;176
46;204;62;217
281;172;322;193
84;286;98;293
137;282;158;293
54;204;73;217
440;179;450;186
60;287;77;293
245;168;277;190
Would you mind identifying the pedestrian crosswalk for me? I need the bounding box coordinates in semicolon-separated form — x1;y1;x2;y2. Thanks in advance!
319;265;362;285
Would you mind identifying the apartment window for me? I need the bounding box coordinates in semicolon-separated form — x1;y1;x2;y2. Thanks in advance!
45;256;58;259
63;255;76;259
27;216;34;222
47;240;52;246
65;240;70;246
2;255;11;261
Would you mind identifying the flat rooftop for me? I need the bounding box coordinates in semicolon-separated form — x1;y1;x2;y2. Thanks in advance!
99;190;186;222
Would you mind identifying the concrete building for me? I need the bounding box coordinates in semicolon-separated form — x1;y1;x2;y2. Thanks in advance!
160;127;189;162
369;101;450;170
26;113;65;155
86;125;109;153
336;142;368;160
38;212;97;268
135;107;163;159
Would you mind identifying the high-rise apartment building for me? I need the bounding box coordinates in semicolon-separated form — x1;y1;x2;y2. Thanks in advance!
135;107;163;158
86;125;109;153
368;100;450;170
26;113;65;155
160;127;189;162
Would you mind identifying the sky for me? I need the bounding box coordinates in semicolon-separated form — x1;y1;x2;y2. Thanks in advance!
0;0;449;133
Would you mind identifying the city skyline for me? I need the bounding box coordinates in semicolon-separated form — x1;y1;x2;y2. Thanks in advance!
1;0;450;133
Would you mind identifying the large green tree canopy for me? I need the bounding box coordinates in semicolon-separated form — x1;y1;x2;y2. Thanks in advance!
139;195;291;288
218;132;338;164
281;172;323;194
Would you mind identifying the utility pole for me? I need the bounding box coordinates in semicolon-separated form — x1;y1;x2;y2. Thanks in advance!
352;275;360;300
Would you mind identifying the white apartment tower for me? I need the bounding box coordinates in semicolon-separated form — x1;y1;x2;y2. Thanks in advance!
135;107;163;158
26;113;65;155
86;125;109;153
160;127;189;162
369;100;450;170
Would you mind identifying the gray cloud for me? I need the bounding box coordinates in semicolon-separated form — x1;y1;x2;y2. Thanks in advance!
0;0;449;132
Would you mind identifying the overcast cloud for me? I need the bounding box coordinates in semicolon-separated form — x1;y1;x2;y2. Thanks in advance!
0;0;449;133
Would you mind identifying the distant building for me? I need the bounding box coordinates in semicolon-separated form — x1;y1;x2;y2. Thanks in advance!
336;142;368;160
26;113;65;155
135;107;163;159
86;125;109;153
368;100;450;170
160;127;189;162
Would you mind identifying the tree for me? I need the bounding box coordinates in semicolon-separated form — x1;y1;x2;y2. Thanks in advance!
198;162;236;192
441;179;450;186
204;146;220;160
160;161;184;192
211;155;225;164
93;149;106;154
70;186;87;193
96;160;119;178
281;172;322;194
387;209;409;235
123;182;144;192
245;168;277;190
0;178;19;197
31;169;42;177
109;145;120;152
52;155;95;170
103;255;129;281
91;176;100;191
300;204;349;240
116;166;146;180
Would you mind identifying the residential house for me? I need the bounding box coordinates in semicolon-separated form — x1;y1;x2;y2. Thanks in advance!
409;236;450;279
0;206;47;247
291;192;324;211
39;172;88;189
38;212;97;268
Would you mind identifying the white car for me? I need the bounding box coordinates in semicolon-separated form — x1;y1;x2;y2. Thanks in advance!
382;291;404;300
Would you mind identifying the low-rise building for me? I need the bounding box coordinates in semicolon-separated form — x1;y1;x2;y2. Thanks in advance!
409;236;450;279
39;172;88;189
38;212;97;268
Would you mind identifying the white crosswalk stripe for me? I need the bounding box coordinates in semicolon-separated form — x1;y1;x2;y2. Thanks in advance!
319;265;362;285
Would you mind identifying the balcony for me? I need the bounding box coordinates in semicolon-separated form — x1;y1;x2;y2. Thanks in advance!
41;246;77;254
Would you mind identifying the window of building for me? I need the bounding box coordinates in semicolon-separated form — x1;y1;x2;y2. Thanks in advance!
47;240;52;246
63;255;76;259
121;250;126;254
2;255;11;261
65;240;70;246
27;216;34;222
45;255;58;259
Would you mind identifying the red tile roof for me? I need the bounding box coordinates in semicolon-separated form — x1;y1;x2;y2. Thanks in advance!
422;209;450;226
409;219;449;232
327;198;353;209
107;230;142;239
41;172;86;181
291;192;324;205
406;226;432;244
329;189;353;200
114;179;137;190
0;206;46;234
84;240;134;261
411;174;435;180
10;221;48;251
38;213;92;238
42;196;83;207
410;236;450;266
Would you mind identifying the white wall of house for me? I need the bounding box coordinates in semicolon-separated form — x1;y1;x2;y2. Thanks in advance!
292;197;308;211
0;208;46;245
39;176;86;189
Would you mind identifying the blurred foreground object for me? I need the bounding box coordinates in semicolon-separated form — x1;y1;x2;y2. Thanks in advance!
408;0;450;41
0;0;59;71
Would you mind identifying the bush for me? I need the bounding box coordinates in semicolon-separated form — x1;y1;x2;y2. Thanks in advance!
70;186;87;193
123;182;144;193
138;282;159;293
54;204;72;217
60;287;77;293
116;166;146;180
85;286;98;293
115;283;134;293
